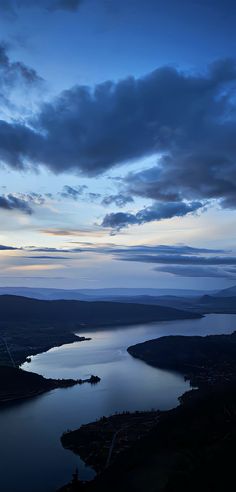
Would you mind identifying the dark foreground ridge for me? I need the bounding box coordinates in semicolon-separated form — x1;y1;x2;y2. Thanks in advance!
0;366;100;406
60;384;236;492
61;411;161;473
0;294;201;365
59;331;236;492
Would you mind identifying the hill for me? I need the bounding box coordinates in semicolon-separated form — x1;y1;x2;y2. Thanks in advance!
0;287;208;301
0;365;100;406
0;294;201;325
60;330;236;492
215;285;236;297
0;295;201;365
128;331;236;382
197;295;236;313
61;383;236;492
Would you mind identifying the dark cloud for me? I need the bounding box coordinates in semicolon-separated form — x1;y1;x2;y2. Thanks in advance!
29;193;45;204
0;120;39;170
27;247;81;253
138;245;226;255
0;244;19;250
0;58;235;177
87;192;101;201
19;192;45;205
102;193;134;207
110;244;227;255
0;59;235;225
24;255;72;259
102;201;203;229
156;265;236;279
0;0;83;13
115;246;236;278
35;58;236;183
60;186;101;202
2;241;228;256
0;43;42;109
0;192;45;214
121;254;236;266
61;184;87;200
49;0;83;10
0;42;40;84
0;194;33;214
28;243;228;258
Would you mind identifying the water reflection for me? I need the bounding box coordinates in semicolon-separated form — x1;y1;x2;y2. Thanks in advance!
0;314;235;492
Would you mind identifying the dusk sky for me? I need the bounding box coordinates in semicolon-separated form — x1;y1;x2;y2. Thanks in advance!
0;0;236;289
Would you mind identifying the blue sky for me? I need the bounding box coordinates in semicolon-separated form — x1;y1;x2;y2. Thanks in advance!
0;0;236;289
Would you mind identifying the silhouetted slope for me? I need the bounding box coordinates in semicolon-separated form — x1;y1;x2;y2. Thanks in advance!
0;366;100;405
61;332;236;492
215;285;236;297
65;384;236;492
128;331;236;375
137;294;236;314
0;295;201;366
0;366;71;404
0;295;201;325
198;294;236;312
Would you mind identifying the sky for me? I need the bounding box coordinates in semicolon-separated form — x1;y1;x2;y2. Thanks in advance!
0;0;236;290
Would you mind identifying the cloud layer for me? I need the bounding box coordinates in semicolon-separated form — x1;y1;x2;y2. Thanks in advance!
0;192;46;214
0;57;236;227
0;43;42;113
0;242;235;279
157;265;236;279
102;201;203;229
0;194;32;214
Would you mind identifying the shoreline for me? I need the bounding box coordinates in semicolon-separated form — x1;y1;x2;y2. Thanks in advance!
58;330;236;491
0;366;101;408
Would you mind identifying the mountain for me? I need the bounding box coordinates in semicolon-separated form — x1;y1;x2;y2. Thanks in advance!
0;295;201;365
0;286;209;301
0;295;201;325
0;365;96;406
60;331;236;492
215;285;236;297
128;331;236;374
122;293;236;314
197;295;236;313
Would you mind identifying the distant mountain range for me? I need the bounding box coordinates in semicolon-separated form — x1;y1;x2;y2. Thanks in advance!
214;285;236;297
0;286;214;300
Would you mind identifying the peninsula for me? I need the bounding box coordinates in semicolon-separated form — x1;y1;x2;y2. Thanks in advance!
0;365;100;406
0;294;201;366
59;331;236;492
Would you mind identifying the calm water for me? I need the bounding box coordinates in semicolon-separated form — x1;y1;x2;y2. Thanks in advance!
0;314;236;492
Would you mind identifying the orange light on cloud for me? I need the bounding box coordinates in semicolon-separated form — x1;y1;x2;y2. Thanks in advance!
8;264;66;272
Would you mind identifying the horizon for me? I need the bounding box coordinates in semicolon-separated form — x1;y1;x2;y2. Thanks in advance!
0;285;225;292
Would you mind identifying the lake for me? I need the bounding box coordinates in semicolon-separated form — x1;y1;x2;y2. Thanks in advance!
0;313;236;492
